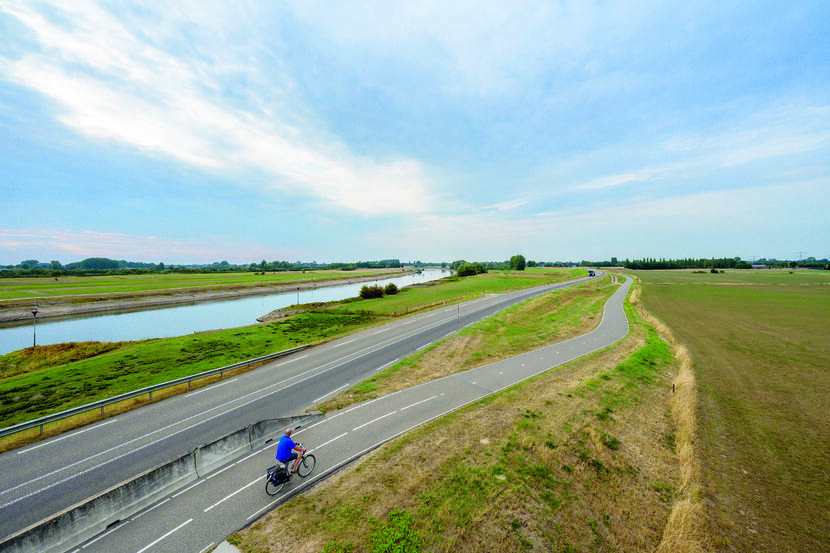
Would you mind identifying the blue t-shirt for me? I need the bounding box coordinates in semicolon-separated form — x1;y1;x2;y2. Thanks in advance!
276;434;295;462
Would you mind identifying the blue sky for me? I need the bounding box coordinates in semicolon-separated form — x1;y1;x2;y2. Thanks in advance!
1;1;828;264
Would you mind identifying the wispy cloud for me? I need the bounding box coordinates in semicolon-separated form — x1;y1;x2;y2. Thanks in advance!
0;1;433;215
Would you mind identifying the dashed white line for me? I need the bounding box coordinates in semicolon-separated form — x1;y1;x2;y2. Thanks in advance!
135;518;192;553
314;432;348;451
331;339;355;348
204;477;260;512
399;395;438;411
353;411;397;432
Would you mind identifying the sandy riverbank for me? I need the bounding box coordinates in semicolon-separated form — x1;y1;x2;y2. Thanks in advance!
0;272;411;325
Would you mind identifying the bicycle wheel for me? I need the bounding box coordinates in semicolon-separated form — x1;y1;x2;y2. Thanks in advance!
297;453;316;477
265;473;286;496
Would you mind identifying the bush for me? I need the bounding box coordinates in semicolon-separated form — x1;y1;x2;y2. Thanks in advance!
384;283;399;295
360;285;385;299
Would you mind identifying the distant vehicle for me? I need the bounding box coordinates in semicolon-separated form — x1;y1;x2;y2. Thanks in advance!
587;270;596;277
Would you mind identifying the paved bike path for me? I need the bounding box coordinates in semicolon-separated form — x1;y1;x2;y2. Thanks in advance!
76;276;630;553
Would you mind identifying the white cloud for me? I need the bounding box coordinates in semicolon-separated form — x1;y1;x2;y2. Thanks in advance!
0;0;433;215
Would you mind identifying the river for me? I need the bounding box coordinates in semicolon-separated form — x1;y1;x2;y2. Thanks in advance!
0;269;448;355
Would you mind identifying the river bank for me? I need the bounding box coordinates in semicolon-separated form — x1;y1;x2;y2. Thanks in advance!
0;271;411;325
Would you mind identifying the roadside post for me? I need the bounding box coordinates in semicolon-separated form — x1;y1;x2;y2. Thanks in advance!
31;307;38;348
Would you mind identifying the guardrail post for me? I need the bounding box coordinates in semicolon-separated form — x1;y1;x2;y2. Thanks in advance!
100;405;104;416
39;423;43;436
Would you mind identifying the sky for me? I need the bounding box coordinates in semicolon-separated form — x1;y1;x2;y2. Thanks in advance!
1;1;829;265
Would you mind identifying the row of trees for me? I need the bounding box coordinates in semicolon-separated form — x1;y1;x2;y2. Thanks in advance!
0;258;404;278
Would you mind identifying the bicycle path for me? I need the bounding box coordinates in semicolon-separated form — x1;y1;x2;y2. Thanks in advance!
72;275;630;553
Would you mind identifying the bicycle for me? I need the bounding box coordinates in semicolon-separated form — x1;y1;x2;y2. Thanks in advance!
265;443;317;496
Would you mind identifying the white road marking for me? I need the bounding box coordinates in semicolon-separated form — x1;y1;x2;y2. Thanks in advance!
172;480;204;498
198;544;215;553
314;383;350;404
135;518;192;553
131;498;170;520
331;339;355;348
204;477;260;512
353;411;397;431
82;520;127;548
399;395;438;411
315;432;348;451
18;419;119;454
205;462;236;481
185;378;237;397
375;358;399;372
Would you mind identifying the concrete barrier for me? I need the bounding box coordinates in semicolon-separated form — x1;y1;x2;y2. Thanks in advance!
0;413;323;553
194;426;252;477
0;450;197;553
248;412;323;449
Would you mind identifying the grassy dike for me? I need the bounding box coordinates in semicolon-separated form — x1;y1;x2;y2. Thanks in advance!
230;281;685;553
0;269;581;451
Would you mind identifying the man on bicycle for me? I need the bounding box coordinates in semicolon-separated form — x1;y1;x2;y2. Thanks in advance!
276;428;306;474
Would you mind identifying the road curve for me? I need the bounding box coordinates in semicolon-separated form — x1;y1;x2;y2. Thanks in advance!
0;273;600;540
57;275;631;553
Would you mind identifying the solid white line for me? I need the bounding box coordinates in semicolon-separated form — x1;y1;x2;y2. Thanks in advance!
82;520;127;548
131;498;170;520
235;449;263;465
204;477;260;512
315;432;347;451
205;462;236;480
18;419;119;454
331;339;355;348
314;383;350;404
415;343;429;352
353;410;397;432
135;518;192;553
247;497;281;520
198;544;215;553
399;395;438;411
171;480;204;498
185;378;237;397
375;358;399;372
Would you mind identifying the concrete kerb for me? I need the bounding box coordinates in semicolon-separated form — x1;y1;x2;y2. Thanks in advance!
0;412;323;553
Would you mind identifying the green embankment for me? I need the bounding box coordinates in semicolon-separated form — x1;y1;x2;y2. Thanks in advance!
0;269;583;432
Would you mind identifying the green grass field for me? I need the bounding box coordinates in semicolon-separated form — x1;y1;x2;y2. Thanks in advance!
0;269;584;435
0;269;402;301
632;269;830;552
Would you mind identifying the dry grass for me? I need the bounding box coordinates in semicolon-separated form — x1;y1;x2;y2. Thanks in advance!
232;301;682;553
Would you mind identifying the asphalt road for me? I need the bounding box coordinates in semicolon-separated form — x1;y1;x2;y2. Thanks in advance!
70;274;631;553
0;273;602;541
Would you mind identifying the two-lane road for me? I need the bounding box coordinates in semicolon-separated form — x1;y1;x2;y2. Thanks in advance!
73;275;631;553
0;274;598;540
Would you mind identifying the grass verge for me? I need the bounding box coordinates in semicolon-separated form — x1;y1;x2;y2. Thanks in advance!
231;297;680;553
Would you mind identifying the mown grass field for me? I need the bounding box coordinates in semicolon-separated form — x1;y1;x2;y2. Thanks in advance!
631;269;830;553
0;268;401;301
0;269;582;449
231;291;683;553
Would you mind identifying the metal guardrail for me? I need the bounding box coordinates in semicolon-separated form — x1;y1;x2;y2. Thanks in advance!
0;344;311;439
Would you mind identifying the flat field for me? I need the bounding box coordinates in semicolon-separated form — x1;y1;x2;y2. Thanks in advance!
0;268;400;301
632;269;830;552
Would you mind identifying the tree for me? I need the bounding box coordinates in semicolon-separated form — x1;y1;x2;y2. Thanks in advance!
456;263;478;277
360;285;385;299
510;254;526;271
384;283;399;295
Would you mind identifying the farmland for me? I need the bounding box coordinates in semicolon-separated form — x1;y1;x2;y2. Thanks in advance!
632;269;830;552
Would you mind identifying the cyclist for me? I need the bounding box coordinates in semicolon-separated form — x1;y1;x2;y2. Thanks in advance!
276;428;306;474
